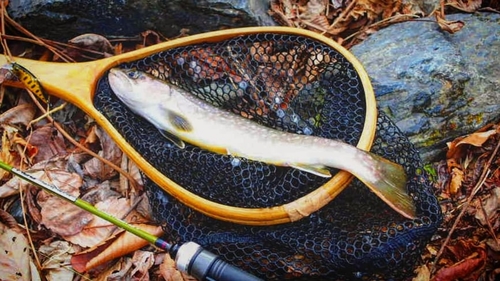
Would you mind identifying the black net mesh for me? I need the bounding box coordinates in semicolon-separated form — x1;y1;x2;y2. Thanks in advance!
93;33;442;280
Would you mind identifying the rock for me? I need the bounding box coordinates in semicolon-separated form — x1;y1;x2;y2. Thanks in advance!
351;12;500;162
7;0;276;41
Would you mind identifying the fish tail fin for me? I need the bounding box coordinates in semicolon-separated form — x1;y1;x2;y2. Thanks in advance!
351;152;416;219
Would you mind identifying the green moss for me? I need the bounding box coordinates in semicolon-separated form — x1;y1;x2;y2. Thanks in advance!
420;129;444;148
422;164;438;183
466;113;484;126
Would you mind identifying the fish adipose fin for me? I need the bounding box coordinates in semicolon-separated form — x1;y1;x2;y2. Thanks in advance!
291;164;332;178
159;129;186;149
353;152;416;219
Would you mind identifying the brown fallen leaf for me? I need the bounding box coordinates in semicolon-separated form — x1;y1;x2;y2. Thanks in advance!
27;125;68;164
160;253;196;281
446;129;497;160
93;256;133;281
0;128;16;182
38;240;76;280
36;169;90;236
445;0;482;12
140;30;163;47
431;4;465;34
448;167;464;197
68;33;114;54
433;240;487;281
0;221;41;281
71;223;163;272
474;187;500;226
130;250;154;279
83;126;123;180
64;196;133;248
413;264;431;281
0;103;36;127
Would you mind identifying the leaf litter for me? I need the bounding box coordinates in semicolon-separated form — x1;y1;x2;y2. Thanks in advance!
417;121;500;281
0;0;499;280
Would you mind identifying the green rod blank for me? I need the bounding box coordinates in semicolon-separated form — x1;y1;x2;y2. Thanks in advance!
0;160;170;250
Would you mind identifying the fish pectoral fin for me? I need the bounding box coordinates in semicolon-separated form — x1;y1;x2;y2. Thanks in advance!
290;164;331;178
159;129;186;149
167;111;193;132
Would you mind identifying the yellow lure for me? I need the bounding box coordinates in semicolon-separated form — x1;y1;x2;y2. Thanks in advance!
11;62;50;105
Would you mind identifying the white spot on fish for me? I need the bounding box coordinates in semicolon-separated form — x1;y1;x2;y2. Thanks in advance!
177;57;185;65
231;157;241;167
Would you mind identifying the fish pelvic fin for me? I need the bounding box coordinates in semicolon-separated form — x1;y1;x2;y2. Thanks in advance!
291;164;332;178
353;152;416;219
159;129;186;149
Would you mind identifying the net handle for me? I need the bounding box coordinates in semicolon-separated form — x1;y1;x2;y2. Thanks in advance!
0;27;376;225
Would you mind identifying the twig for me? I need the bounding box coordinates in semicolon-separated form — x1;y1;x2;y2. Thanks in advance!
478;197;498;243
18;129;44;271
2;11;75;62
25;90;141;192
0;0;12;59
1;0;44;272
343;14;420;43
430;139;500;274
323;0;357;35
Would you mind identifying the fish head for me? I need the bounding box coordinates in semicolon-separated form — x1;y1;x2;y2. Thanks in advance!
108;68;173;107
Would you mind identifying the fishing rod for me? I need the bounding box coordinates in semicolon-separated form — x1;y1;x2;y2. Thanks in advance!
0;161;262;281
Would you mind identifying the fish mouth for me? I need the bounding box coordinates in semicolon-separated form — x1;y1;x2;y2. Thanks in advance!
108;68;133;93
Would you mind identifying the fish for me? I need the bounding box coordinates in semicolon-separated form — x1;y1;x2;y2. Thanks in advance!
108;68;416;219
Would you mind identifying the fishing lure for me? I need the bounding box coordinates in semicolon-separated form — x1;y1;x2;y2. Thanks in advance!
10;62;51;105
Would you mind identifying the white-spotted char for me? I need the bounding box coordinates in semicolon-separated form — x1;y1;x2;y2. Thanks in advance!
108;68;416;219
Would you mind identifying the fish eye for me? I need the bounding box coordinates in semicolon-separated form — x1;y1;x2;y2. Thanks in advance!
127;70;140;79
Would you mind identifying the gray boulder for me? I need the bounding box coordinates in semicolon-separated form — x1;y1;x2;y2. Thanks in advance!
7;0;275;41
351;12;500;162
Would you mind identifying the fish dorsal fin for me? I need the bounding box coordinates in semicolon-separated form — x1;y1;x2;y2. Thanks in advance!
168;111;193;132
290;164;332;178
158;129;186;149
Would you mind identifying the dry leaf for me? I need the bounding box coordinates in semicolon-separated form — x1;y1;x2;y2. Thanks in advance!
68;33;114;54
474;187;500;226
446;129;497;159
0;103;36;127
36;170;89;236
38;241;75;281
160;253;196;281
433;9;465;34
445;0;482;12
71;224;163;272
119;154;143;195
94;257;133;281
0;221;40;281
413;264;431;281
485;238;500;252
0;128;16;182
141;30;162;47
64;197;134;248
433;240;487;281
28;125;67;164
83;126;122;180
449;167;464;196
130;250;155;279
